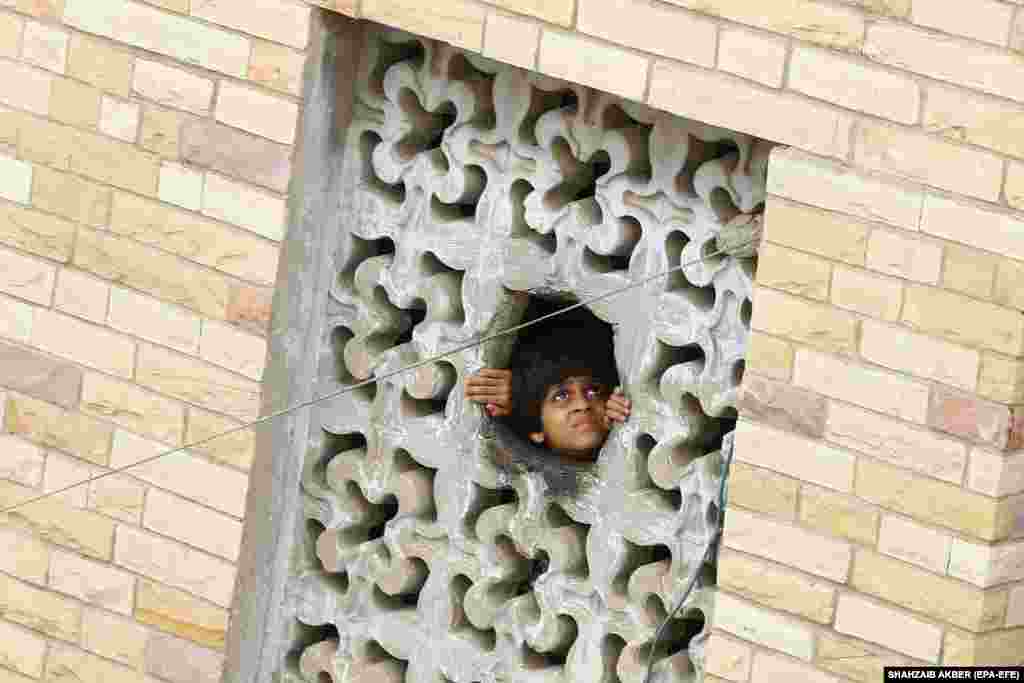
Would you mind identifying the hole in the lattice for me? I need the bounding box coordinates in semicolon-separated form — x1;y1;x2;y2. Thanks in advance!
328;327;378;402
395;90;457;162
732;359;745;387
664;229;690;290
572;150;612;202
317;672;332;683
701;234;728;271
583;246;631;274
366;495;399;541
510;179;556;255
516;87;578;147
602;633;627;683
306;518;326;560
359;131;406;205
463;484;517;540
431;193;477;222
740;298;752;328
542;138;591;211
369;37;424;99
420;250;457;277
338;234;396;291
451;574;498;651
647;341;704;399
284;622;339;678
545;501;574;528
393;300;427;347
583;215;639;275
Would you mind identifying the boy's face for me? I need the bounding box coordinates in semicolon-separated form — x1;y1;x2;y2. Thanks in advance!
529;376;611;461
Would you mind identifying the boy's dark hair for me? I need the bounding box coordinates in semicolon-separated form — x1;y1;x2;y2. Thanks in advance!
505;305;619;436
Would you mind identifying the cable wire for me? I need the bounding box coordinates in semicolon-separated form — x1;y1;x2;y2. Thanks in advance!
1;237;755;516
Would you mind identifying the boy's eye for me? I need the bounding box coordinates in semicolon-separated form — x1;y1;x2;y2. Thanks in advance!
552;389;569;401
584;386;601;400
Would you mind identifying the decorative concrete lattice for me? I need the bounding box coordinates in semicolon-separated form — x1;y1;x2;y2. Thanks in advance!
289;27;768;683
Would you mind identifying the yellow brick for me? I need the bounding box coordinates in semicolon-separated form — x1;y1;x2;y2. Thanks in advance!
140;105;183;158
0;527;50;584
1008;162;1024;213
718;550;836;623
31;308;135;378
73;228;231;319
132;59;214;116
539;29;649;102
724;507;852;581
0;202;75;262
816;631;917;683
67;34;132;97
248;39;304;96
717;26;787;88
726;462;800;520
667;0;864;49
943;244;997;300
49;549;135;614
649;61;852;160
0;480;115;560
750;287;858;355
855;121;1002;202
911;0;1012;46
978;353;1024;403
54;268;109;323
0;619;46;678
109;192;279;285
215;80;298;145
49;76;101;128
764;198;869;265
865;229;942;284
108;286;200;354
145;489;242;559
185;407;255;470
17;115;71;168
6;393;112;465
903;284;1024;356
878;514;952;574
80;608;147;669
995;257;1024;312
714;592;815;661
0;245;56;305
735;420;855;493
0;13;23;60
199;319;267;380
751;650;845;683
363;0;485;51
87;472;144;524
745;331;794;381
578;0;716;67
483;10;539;70
800;483;880;546
136;579;229;650
856;459;1012;541
81;371;185;445
790;45;920;124
489;0;573;25
190;0;311;49
944;627;1024;666
0;573;81;641
0;60;52;116
22;20;68;74
136;343;261;419
756;243;831;300
46;643;140;683
16;0;64;19
831;264;904;321
835;593;942;662
860;319;980;392
0;293;33;343
922;194;1024;264
704;632;752;682
926;86;1024;160
31;165;111;226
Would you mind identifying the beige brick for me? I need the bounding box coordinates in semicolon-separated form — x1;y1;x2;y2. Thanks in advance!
64;0;251;77
31;165;111;227
0;203;75;262
718;550;836;623
185;407;254;470
0;293;33;342
145;631;224;683
32;309;135;378
1009;587;1024;627
46;643;140;683
81;371;185;445
0;527;50;583
227;283;272;334
948;538;1024;588
978;353;1024;403
0;339;82;409
132;59;214;115
144;0;189;10
0;478;115;559
144;488;242;560
911;0;1013;46
114;525;235;606
727;461;798;519
735;420;855;493
904;284;1024;355
756;243;831;300
98;95;139;142
578;0;715;67
750;650;841;683
0;13;22;59
0;154;31;205
865;22;1024;105
43;450;92;508
1009;162;1024;211
180;119;291;192
854;550;1009;632
649;62;851;160
16;109;71;168
248;39;303;96
87;472;144;524
201;172;286;241
763;199;869;266
995;257;1024;312
0;60;51;115
54;269;109;324
861;319;979;392
714;592;814;660
364;0;484;50
717;26;787;88
943;244;997;300
796;348;928;423
482;11;538;70
855;121;1002;202
738;373;827;437
828;401;966;484
49;76;101;128
0;434;44;487
723;507;852;581
108;286;200;354
22;20;68;73
16;0;64;20
489;0;573;25
74;228;231;320
199;319;266;380
926;86;1024;160
136;343;261;420
704;632;752;682
835;592;942;662
878;515;952;574
0;573;80;640
140;105;183;158
67;34;132;97
49;549;135;614
6;393;112;465
800;484;880;546
81;608;147;669
928;385;1013;448
967;448;1024;497
815;632;916;683
865;229;942;284
790;45;919;124
768;149;923;231
923;194;1024;263
538;29;648;103
750;287;858;354
136;579;229;650
944;626;1024;666
856;459;1010;541
111;428;248;517
0;246;55;305
745;331;793;381
109;192;278;285
668;0;864;49
0;618;47;678
191;0;310;49
70;129;159;196
158;161;202;210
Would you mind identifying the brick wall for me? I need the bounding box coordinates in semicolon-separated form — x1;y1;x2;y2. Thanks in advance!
1;1;1023;682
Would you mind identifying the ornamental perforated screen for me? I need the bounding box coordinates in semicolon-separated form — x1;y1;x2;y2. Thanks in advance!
286;26;768;683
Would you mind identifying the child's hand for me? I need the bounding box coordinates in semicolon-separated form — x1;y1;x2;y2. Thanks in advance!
464;368;513;417
604;387;631;427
